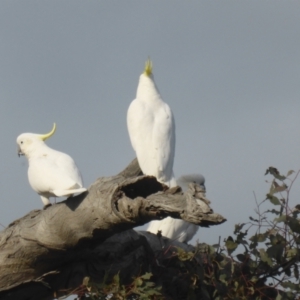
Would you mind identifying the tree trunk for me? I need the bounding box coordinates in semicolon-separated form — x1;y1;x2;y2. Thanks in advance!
0;159;225;300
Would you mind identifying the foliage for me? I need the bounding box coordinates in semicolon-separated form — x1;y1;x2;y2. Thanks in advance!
73;272;162;300
72;167;300;300
202;167;300;300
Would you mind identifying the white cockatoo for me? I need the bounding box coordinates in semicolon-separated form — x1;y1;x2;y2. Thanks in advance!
127;59;176;187
16;123;87;206
127;60;205;243
146;174;206;243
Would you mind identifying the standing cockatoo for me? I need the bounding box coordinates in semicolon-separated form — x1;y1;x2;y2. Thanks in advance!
127;59;176;187
17;123;87;207
147;174;206;243
127;60;206;243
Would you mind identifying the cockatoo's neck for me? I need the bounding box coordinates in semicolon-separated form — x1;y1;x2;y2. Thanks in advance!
26;142;52;160
136;73;162;102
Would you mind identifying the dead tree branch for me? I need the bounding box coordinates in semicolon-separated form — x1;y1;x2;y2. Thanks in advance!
0;159;225;299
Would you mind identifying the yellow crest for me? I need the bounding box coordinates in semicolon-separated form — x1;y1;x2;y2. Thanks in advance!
39;123;56;141
143;58;153;76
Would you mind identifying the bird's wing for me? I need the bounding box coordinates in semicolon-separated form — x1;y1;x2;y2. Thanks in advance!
28;151;84;195
127;99;156;173
53;151;84;186
152;103;175;183
127;99;147;152
127;99;175;184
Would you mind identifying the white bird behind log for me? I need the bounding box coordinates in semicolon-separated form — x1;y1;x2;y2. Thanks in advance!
127;60;204;242
127;59;176;187
16;123;87;206
146;174;206;243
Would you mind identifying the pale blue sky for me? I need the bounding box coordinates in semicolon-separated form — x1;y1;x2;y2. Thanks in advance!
1;1;300;248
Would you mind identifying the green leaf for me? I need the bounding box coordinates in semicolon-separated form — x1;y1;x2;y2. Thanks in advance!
270;180;288;193
248;286;254;295
284;266;291;277
286;248;297;260
82;276;90;286
234;223;245;234
135;278;143;286
265;167;286;180
266;193;281;205
268;233;284;245
234;280;238;291
266;209;280;215
205;244;216;254
235;230;248;244
286;170;295;177
231;261;235;274
281;280;300;291
176;247;194;261
266;244;284;263
146;289;161;296
225;237;238;254
288;217;300;234
259;248;273;267
140;272;152;280
236;254;246;262
274;215;286;223
250;233;267;243
219;274;228;285
112;273;120;286
144;281;155;288
249;216;259;222
275;294;282;300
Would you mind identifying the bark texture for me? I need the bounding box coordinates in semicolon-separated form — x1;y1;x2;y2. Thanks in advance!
0;159;225;300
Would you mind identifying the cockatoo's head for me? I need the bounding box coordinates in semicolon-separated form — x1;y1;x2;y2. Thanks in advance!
143;59;153;77
16;123;56;158
137;58;161;100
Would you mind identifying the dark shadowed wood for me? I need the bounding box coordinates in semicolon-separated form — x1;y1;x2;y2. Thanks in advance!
0;159;225;299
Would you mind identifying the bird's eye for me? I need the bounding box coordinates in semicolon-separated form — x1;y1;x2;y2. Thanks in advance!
20;141;23;144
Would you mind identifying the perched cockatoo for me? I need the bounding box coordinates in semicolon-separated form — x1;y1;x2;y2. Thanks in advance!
127;59;176;187
146;174;206;243
127;60;205;243
17;123;87;206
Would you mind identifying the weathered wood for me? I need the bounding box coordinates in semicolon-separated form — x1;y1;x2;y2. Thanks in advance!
0;159;226;299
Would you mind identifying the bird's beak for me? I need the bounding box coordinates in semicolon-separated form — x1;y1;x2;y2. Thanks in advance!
17;146;24;157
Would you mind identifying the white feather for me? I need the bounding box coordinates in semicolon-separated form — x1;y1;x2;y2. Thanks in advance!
17;132;86;206
127;62;207;243
127;64;176;187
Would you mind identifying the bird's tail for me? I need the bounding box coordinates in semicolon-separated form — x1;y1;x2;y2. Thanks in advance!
53;187;87;197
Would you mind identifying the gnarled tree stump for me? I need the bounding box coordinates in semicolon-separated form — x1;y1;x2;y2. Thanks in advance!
0;159;225;300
